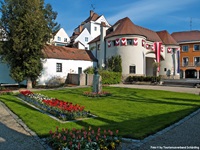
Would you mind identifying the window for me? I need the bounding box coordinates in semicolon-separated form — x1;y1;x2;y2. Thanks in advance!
127;39;133;45
182;45;188;52
94;26;97;31
85;37;88;42
57;36;61;41
129;65;136;74
194;44;200;51
194;57;200;66
56;63;62;72
112;40;116;46
183;57;188;66
97;44;100;50
64;38;68;42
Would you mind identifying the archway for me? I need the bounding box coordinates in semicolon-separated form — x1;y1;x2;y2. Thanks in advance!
145;51;164;76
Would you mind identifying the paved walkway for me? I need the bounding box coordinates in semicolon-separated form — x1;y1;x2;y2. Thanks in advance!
0;101;48;150
0;85;200;150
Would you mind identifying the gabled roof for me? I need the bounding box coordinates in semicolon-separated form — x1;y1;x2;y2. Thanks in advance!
42;45;97;61
157;30;178;45
171;30;200;43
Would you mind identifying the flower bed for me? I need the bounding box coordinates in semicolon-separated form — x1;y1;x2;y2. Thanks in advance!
19;90;89;121
83;91;112;97
0;89;13;95
48;126;121;150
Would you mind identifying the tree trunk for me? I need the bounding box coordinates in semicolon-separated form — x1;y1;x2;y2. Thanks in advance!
27;77;32;89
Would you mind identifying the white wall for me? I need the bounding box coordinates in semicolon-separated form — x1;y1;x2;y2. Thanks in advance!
38;58;95;85
105;36;146;76
0;62;16;84
90;16;110;39
160;46;180;77
75;28;93;50
89;34;180;78
53;28;70;45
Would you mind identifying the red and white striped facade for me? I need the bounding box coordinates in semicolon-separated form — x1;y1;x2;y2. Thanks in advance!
89;17;180;79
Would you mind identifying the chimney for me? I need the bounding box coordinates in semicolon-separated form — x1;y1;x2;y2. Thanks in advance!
100;22;106;41
90;10;94;17
79;25;83;33
99;22;107;68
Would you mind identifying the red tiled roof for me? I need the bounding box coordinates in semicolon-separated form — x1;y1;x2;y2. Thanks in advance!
89;17;167;44
42;45;97;61
171;30;200;43
106;17;143;38
136;25;161;42
84;12;100;23
157;30;178;45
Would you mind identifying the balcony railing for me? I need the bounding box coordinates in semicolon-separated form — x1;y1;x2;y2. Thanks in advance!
181;62;200;67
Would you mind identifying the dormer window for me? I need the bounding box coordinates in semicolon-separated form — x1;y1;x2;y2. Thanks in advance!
57;36;61;41
85;37;88;42
64;38;67;42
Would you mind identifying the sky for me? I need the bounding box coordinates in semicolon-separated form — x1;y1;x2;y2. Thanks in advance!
45;0;200;36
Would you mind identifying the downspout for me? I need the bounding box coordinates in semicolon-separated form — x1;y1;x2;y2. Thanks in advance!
104;38;106;69
95;42;98;67
172;48;176;79
100;22;106;69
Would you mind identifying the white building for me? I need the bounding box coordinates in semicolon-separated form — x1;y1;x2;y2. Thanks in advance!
38;45;97;85
51;28;70;46
69;10;110;50
89;17;180;79
0;45;97;85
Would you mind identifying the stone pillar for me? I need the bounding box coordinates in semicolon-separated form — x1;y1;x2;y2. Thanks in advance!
197;70;199;79
183;70;185;79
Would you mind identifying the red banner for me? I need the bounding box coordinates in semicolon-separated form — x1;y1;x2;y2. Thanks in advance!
121;38;127;46
167;48;172;53
115;38;120;46
146;44;150;49
133;38;138;46
142;39;146;47
108;41;111;48
154;42;162;72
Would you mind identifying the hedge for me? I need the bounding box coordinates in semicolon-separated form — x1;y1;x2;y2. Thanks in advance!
126;76;161;83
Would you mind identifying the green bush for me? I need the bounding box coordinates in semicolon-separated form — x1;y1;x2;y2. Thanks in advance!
99;70;121;84
83;66;94;74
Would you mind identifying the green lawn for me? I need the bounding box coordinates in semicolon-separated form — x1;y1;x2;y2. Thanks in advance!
0;86;200;139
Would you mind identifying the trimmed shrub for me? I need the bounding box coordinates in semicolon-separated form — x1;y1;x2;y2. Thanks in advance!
126;76;161;83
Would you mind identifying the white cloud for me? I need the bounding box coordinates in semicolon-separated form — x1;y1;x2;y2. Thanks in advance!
107;0;198;24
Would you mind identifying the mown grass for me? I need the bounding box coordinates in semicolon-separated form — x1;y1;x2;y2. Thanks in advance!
0;86;200;139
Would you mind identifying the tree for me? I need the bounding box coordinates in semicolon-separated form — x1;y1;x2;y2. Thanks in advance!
0;0;60;89
107;55;122;72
